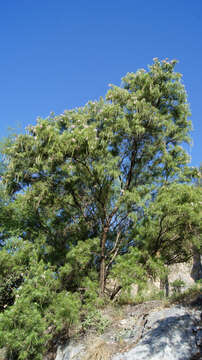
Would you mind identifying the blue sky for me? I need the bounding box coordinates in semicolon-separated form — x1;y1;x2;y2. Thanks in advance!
0;0;201;166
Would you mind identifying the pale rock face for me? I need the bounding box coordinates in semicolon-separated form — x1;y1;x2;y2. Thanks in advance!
112;307;201;360
168;262;194;286
54;303;202;360
109;253;202;300
130;283;138;297
55;343;85;360
166;253;202;295
141;254;202;297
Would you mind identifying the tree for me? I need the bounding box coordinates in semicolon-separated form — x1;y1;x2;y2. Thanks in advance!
1;58;201;360
2;58;198;298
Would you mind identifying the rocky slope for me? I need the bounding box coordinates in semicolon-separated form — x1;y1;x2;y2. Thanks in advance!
53;295;202;360
112;305;202;360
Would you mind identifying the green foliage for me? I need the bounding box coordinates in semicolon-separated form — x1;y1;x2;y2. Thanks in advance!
169;282;202;303
0;238;34;311
0;244;81;359
0;301;48;360
118;289;165;306
47;291;81;331
134;183;202;265
0;58;201;359
82;310;109;334
171;279;186;294
110;248;148;288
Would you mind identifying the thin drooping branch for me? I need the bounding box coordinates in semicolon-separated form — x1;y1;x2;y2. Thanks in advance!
105;231;122;276
111;212;131;232
125;140;137;190
165;252;192;266
108;231;122;256
152;214;189;255
70;189;90;223
70;158;108;212
152;214;167;255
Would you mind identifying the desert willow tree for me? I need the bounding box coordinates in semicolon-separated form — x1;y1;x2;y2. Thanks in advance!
3;59;196;296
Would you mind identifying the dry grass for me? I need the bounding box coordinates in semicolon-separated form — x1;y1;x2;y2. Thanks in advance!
100;304;125;324
83;338;118;360
83;334;133;360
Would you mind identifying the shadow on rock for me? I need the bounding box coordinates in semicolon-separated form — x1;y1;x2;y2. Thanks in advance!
113;307;201;360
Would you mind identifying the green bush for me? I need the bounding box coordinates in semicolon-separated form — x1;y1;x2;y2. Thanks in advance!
0;258;82;360
82;310;109;334
0;301;48;360
171;279;186;294
169;282;202;303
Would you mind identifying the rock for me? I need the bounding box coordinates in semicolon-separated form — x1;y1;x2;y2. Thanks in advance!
112;307;201;360
55;343;85;360
53;301;202;360
0;348;7;360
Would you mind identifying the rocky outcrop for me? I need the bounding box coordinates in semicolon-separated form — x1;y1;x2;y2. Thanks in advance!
191;252;202;282
54;298;202;360
55;343;85;360
112;306;202;360
132;254;202;297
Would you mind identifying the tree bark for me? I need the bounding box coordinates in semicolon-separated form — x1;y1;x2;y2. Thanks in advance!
110;285;122;300
99;226;108;296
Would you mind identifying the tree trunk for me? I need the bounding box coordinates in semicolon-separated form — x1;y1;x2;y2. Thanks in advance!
99;256;105;295
99;226;108;296
110;285;122;300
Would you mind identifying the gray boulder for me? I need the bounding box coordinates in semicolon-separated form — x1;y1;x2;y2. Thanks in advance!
112;306;201;360
55;343;85;360
54;303;202;360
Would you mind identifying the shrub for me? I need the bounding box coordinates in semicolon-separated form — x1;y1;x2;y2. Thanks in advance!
0;259;82;360
171;279;186;294
82;310;109;334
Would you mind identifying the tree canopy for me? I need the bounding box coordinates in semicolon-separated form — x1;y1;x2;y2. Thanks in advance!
0;58;201;359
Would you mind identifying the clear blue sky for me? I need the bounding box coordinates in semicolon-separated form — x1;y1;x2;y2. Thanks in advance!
0;0;201;166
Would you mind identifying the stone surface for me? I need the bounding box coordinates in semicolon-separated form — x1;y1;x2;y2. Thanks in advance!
112;306;201;360
55;343;85;360
140;253;202;297
0;348;7;360
168;262;195;292
54;303;202;360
